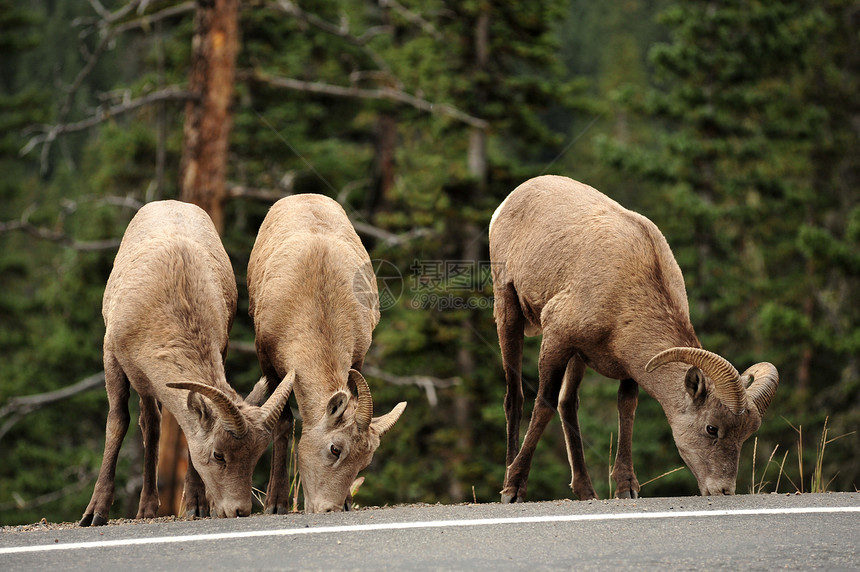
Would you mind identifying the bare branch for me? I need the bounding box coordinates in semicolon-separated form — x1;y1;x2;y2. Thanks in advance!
0;218;122;251
336;178;371;205
0;196;142;251
0;466;96;512
86;0;112;21
21;88;197;157
74;0;184;54
0;371;106;417
33;0;194;170
228;340;258;358
102;0;144;25
0;372;106;441
96;195;146;210
350;220;434;247
249;69;489;129
226;184;290;202
379;0;444;41
111;1;195;35
228;340;457;407
48;2;145;169
270;0;392;71
362;365;459;407
226;181;435;246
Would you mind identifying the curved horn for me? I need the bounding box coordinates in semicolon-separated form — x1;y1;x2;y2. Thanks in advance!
349;369;373;432
260;370;295;433
741;362;779;416
645;347;747;415
167;381;249;438
371;401;407;436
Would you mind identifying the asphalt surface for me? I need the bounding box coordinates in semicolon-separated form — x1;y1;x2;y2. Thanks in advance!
2;492;857;571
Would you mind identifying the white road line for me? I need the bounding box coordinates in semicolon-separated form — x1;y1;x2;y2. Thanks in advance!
2;506;857;555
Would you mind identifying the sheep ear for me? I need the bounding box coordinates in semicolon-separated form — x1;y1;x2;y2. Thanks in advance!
325;391;350;428
684;367;707;405
244;377;269;407
187;392;215;431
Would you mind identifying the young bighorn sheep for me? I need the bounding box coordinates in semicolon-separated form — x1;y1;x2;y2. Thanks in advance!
247;193;406;514
80;200;293;526
489;175;778;501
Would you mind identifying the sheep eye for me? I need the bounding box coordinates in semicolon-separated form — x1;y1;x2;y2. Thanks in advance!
330;444;341;458
706;425;719;437
213;451;226;464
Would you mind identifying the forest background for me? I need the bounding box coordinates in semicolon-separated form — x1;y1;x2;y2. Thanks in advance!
1;0;857;526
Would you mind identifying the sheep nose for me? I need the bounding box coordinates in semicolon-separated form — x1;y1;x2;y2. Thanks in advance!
718;482;736;495
703;479;735;496
220;504;251;518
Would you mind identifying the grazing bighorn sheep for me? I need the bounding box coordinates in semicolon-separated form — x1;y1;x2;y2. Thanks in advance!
80;200;293;526
247;193;407;513
489;175;778;501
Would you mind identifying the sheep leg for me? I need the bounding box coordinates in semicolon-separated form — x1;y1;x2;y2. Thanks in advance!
495;282;525;470
612;378;640;498
558;355;598;500
265;405;294;514
80;352;131;526
501;334;570;503
183;458;209;517
136;395;161;518
260;354;295;515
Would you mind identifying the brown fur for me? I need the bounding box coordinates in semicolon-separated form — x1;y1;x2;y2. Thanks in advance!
490;176;765;501
81;201;292;526
248;194;406;514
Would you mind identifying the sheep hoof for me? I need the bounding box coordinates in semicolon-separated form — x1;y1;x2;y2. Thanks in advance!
79;512;108;527
185;505;209;519
91;513;109;526
265;503;289;515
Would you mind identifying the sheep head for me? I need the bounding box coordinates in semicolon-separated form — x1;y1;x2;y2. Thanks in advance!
646;348;779;495
298;369;406;513
166;370;294;517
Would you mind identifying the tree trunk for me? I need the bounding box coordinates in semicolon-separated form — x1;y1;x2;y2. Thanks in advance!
158;0;239;517
178;0;239;234
448;9;490;502
155;409;189;517
367;112;398;213
365;2;398;215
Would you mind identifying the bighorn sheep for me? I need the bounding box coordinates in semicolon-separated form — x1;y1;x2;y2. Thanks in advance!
489;175;778;500
247;193;406;513
80;200;293;526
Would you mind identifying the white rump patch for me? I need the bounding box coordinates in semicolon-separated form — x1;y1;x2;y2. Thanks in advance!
489;193;512;235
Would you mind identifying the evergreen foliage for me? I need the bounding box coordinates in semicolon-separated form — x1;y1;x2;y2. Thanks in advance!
601;0;859;493
0;0;856;525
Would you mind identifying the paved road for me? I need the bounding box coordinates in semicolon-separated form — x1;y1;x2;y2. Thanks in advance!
2;493;857;570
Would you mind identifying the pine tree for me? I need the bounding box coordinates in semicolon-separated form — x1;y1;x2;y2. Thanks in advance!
603;0;859;492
